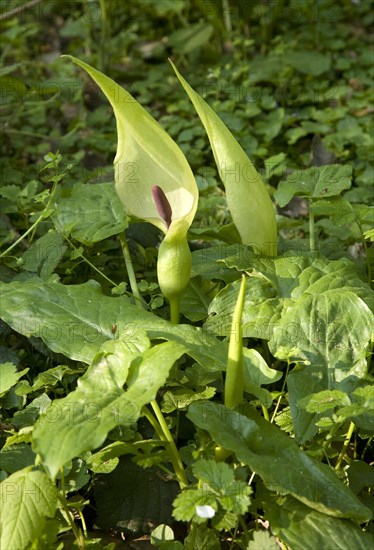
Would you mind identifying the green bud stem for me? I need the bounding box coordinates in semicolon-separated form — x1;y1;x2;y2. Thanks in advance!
157;233;192;324
224;274;247;409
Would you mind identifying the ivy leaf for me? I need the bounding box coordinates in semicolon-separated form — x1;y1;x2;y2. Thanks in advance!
0;362;29;395
286;50;331;76
274;165;352;207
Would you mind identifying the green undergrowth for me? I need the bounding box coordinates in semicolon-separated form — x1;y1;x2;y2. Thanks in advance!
0;1;373;549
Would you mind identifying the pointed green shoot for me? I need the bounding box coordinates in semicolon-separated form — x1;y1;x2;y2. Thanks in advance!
62;56;198;240
225;274;247;409
170;61;277;256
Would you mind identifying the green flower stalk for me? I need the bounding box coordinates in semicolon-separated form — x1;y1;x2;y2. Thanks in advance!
63;56;198;322
224;274;247;409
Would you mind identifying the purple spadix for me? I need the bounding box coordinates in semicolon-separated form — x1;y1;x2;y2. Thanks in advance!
152;185;172;229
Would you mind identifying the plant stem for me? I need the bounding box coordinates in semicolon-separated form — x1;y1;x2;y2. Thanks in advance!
309;199;315;252
0;216;41;258
270;362;290;423
143;403;187;489
335;421;355;471
0;178;58;258
59;469;85;549
169;295;180;324
119;232;145;309
150;399;188;488
261;404;270;421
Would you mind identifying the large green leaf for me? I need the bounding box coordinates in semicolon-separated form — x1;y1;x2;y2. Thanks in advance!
171;62;277;256
273;290;373;441
63;56;198;240
32;338;186;479
0;469;58;550
0;278;279;388
204;255;374;441
52;182;128;244
187;401;371;522
266;496;371;549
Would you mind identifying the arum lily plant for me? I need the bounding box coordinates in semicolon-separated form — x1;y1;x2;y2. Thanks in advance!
63;56;198;323
64;56;277;320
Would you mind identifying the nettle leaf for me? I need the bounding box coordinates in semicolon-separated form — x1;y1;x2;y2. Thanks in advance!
187;401;371;522
298;390;350;414
161;387;216;413
247;530;278;550
52;182;128;244
171;62;277;256
266;496;372;550
274;164;352;207
20;230;66;278
0;362;29;395
33;338;186;479
0;469;58;550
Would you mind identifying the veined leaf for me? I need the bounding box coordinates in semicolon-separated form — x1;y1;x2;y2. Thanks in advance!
171;61;277;256
187;401;371;522
266;496;372;550
0;469;58;550
33;339;186;479
52;182;128;244
0;278;279;388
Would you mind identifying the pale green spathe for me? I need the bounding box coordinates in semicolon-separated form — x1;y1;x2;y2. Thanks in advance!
171;61;277;256
63;56;198;241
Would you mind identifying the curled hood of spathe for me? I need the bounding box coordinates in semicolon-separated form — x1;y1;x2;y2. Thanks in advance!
64;56;198;239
